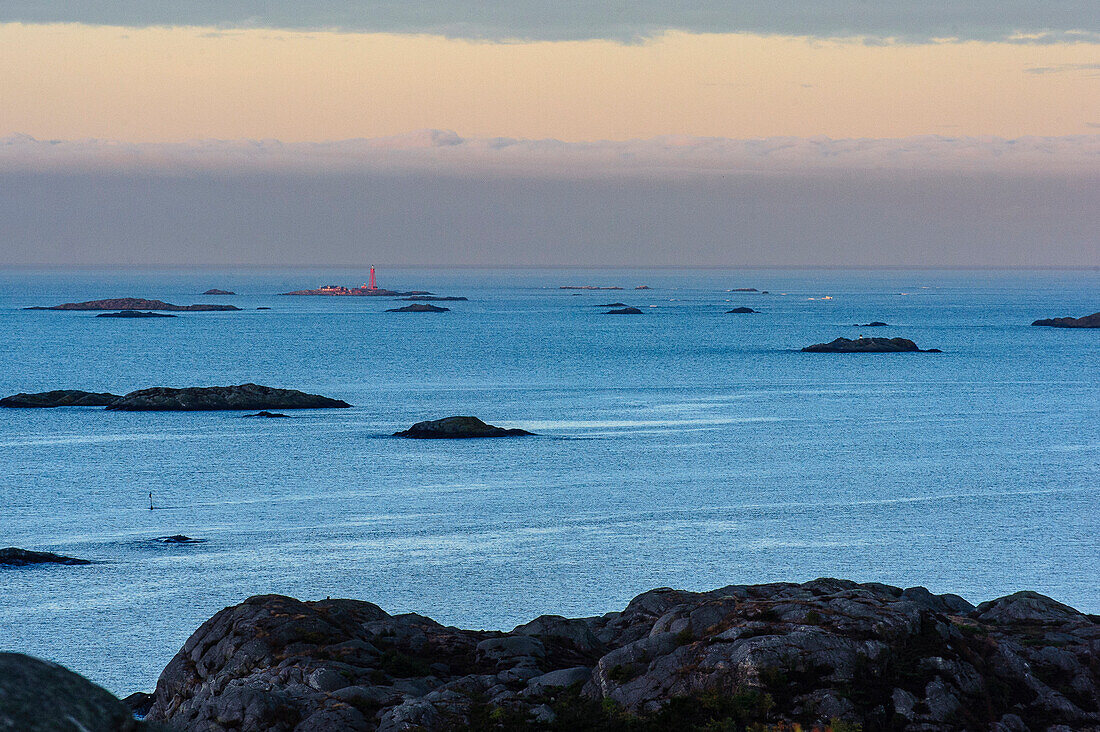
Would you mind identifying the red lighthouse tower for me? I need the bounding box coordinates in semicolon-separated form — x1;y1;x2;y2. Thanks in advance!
368;266;377;290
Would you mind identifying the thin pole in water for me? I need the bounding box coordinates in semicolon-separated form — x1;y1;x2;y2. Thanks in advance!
149;492;154;511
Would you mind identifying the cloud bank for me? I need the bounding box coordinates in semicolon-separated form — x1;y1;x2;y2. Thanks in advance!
3;132;1099;177
0;133;1096;268
0;1;1097;43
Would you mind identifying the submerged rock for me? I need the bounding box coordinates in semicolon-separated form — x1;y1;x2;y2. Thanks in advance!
855;321;889;327
0;653;148;731
606;307;643;315
0;547;90;566
386;303;450;313
144;579;1100;732
596;302;627;307
26;297;240;312
153;535;203;544
0;390;121;408
1032;312;1100;328
106;384;351;411
394;416;534;438
726;307;759;314
802;337;941;353
95;311;177;318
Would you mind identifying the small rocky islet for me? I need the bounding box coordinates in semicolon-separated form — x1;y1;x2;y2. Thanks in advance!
394;416;534;438
802;337;942;353
7;578;1096;732
386;303;450;313
726;307;759;314
96;311;177;318
1;384;350;411
1031;311;1100;328
606;306;643;314
202;289;236;295
26;297;240;312
0;547;91;566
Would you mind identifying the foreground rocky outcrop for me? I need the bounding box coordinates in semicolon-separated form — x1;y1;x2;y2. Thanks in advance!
1032;312;1100;328
106;384;351;411
26;298;240;312
0;653;153;731
394;416;534;438
0;547;90;565
0;389;121;408
802;337;942;353
143;579;1100;732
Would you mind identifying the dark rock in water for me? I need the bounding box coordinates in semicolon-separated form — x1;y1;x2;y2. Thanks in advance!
256;307;271;310
0;547;90;566
726;307;759;314
122;691;154;717
0;390;121;408
399;296;468;302
243;411;289;418
106;384;351;411
606;307;643;314
802;337;939;353
730;287;759;292
386;303;450;313
154;535;203;544
95;311;177;318
394;416;534;438
1032;311;1100;328
854;321;889;327
0;653;148;732
144;579;1100;732
26;297;240;312
597;302;627;307
203;289;236;295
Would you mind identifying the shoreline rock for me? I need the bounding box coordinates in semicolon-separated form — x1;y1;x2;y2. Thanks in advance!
26;298;240;312
0;547;91;566
802;337;942;353
106;384;351;411
385;303;450;313
1032;311;1100;328
0;390;121;408
95;311;177;318
394;416;534;438
140;578;1100;732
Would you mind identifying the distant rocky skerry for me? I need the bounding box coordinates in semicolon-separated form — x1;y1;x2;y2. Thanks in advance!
1032;311;1100;328
96;311;177;318
395;416;534;438
0;390;121;408
726;307;759;314
2;385;350;411
280;285;430;297
107;577;1100;732
26;298;240;312
0;547;91;566
854;321;889;327
202;289;235;295
606;306;643;315
386;303;450;313
399;296;468;302
803;337;942;353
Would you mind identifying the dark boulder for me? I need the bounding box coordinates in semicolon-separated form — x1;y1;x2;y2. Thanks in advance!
802;337;940;353
0;547;90;566
0;390;121;408
1032;312;1100;328
26;298;239;312
726;307;759;314
394;416;534;438
385;303;450;313
0;653;148;732
606;307;643;315
106;384;351;411
95;311;177;318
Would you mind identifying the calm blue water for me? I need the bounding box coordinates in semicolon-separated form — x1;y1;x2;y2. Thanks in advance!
0;268;1097;696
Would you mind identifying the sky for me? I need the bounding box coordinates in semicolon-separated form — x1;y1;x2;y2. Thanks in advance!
0;3;1097;266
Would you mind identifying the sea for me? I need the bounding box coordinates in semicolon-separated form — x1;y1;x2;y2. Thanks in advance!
0;268;1096;696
